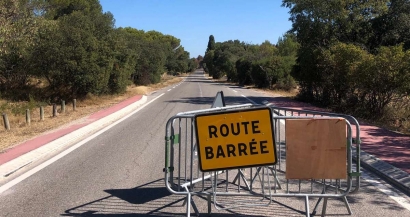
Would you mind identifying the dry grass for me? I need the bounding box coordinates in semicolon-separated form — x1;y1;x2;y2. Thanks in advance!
0;75;185;153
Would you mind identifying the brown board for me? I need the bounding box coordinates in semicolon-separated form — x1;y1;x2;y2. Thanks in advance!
285;119;347;179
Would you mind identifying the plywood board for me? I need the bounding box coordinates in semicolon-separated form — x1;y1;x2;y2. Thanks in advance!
285;119;347;179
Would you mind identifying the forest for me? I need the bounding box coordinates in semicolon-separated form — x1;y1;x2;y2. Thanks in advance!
0;0;198;102
203;0;410;132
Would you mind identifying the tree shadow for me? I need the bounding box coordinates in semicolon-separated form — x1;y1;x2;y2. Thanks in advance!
359;123;410;173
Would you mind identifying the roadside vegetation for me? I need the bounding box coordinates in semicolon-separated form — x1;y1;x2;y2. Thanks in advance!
203;0;410;134
0;0;200;151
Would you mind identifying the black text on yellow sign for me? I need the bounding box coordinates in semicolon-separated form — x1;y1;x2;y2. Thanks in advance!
194;107;277;172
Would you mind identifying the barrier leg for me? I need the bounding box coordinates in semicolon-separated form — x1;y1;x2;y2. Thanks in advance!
305;196;310;217
207;194;212;215
321;197;328;217
269;167;282;190
232;169;250;191
343;196;352;215
312;197;322;215
191;196;200;216
186;193;191;217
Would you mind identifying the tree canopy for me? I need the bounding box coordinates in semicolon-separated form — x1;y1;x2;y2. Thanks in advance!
0;0;197;101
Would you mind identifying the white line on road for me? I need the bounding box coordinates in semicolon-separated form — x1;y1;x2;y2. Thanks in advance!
232;90;237;93
241;94;257;105
198;83;203;97
362;171;410;211
0;93;165;195
167;89;171;91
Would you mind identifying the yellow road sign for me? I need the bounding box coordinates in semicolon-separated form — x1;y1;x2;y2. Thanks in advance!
195;107;277;172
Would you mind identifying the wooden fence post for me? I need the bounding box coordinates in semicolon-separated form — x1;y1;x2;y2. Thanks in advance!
61;100;65;113
53;104;57;117
26;109;31;125
73;99;76;111
2;113;10;130
40;106;44;121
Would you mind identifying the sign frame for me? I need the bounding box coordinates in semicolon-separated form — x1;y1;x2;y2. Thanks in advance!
194;106;277;172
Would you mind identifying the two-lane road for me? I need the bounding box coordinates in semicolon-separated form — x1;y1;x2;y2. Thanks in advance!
0;70;409;216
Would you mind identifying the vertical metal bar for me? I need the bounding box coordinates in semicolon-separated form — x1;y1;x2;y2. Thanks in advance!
238;169;241;192
190;118;194;190
202;172;205;192
299;180;302;193
250;168;253;191
321;198;328;217
226;170;228;192
186;194;191;217
276;119;282;170
207;194;212;215
274;166;277;193
261;167;265;195
311;179;313;194
287;179;289;193
178;119;181;191
305;196;310;217
336;179;339;194
185;118;188;183
170;122;175;186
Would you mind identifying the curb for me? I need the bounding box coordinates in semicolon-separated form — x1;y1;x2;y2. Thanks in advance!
0;95;147;178
355;148;410;196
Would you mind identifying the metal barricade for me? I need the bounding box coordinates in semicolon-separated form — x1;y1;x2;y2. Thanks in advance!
268;106;362;194
164;104;360;217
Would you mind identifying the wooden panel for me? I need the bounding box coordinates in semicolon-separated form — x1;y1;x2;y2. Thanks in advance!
285;119;347;179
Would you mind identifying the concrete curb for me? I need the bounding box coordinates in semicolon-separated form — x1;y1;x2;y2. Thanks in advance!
354;148;410;196
0;95;148;178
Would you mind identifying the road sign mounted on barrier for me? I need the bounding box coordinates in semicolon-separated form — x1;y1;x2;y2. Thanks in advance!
194;107;277;172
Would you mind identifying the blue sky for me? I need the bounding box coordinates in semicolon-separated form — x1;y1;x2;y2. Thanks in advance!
99;0;292;58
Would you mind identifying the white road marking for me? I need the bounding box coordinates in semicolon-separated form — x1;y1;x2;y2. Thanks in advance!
0;93;165;195
241;94;257;105
167;89;171;91
232;90;237;93
198;83;203;97
362;171;410;211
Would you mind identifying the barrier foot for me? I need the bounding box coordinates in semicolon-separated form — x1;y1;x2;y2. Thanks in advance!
207;194;212;216
305;196;310;217
186;193;191;217
184;193;200;217
232;169;250;190
321;197;328;217
269;167;282;190
311;197;322;215
343;196;352;215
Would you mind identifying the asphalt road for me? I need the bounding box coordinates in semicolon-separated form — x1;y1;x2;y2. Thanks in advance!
0;70;409;217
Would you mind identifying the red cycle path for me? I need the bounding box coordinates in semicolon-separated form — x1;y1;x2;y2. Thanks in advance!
269;96;410;174
0;95;143;166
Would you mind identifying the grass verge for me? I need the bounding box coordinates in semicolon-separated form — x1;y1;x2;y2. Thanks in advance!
0;74;185;153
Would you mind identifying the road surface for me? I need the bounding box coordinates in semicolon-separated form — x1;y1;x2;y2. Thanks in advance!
0;70;409;216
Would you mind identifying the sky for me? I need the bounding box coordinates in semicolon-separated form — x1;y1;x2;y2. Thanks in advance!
99;0;293;58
